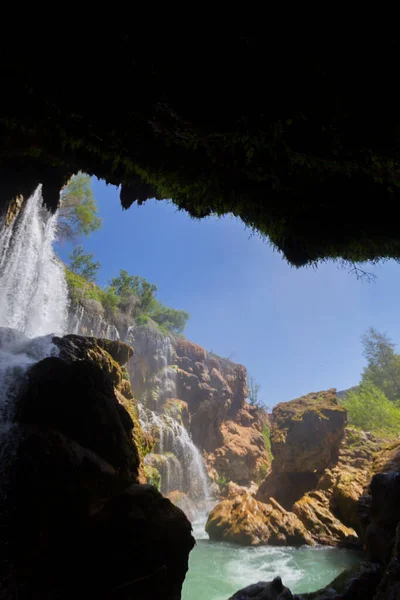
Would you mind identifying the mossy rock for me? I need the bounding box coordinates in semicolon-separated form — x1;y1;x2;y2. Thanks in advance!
144;464;161;490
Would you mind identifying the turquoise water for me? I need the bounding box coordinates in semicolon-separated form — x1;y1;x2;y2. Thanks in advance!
182;515;362;600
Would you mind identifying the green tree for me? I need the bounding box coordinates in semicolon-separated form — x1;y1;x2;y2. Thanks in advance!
99;286;120;316
150;303;189;334
247;375;261;407
69;245;101;282
58;173;102;241
343;381;400;437
361;328;400;402
110;270;158;316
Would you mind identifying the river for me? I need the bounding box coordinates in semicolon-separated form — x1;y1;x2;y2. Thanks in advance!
182;513;362;600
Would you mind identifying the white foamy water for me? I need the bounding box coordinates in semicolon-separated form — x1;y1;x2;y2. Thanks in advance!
0;186;68;338
183;514;362;600
140;406;210;502
0;187;67;414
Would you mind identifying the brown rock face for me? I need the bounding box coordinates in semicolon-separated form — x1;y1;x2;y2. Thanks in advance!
318;427;384;533
0;334;194;599
270;389;347;474
206;419;270;485
293;491;358;546
257;390;347;509
205;494;314;547
128;326;271;487
255;391;384;549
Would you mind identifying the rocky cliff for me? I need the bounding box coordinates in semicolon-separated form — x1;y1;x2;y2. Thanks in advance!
0;332;194;599
69;302;271;492
208;390;386;551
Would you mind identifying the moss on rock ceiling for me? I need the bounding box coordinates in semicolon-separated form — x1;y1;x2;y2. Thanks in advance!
1;31;400;267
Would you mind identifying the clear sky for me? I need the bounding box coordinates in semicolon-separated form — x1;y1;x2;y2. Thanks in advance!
56;179;400;407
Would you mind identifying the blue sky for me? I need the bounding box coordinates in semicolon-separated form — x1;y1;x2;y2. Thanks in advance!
57;178;400;406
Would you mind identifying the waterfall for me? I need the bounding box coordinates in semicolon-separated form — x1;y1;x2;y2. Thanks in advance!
68;303;120;340
129;326;210;507
139;406;209;502
0;187;67;413
0;186;68;338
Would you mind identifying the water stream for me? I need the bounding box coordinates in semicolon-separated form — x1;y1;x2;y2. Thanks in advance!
183;514;362;600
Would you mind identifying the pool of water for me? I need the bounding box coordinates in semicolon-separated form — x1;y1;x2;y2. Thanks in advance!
182;514;362;600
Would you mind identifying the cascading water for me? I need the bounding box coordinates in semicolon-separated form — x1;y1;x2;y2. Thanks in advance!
139;406;209;501
128;325;210;508
0;186;68;338
0;187;68;412
68;303;120;340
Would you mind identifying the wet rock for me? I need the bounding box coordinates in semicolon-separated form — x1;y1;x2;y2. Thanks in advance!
162;398;190;429
206;494;314;547
293;491;358;546
228;576;294;599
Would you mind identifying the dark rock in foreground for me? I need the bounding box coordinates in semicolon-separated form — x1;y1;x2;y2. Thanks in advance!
0;334;194;599
229;576;294;599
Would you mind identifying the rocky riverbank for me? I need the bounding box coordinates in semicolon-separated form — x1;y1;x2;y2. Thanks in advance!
220;391;400;600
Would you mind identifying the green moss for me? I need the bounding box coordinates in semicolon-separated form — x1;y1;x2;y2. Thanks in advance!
143;465;161;491
121;368;130;381
215;473;228;489
262;425;273;462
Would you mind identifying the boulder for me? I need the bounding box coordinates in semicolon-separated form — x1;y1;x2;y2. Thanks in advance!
270;389;347;474
229;576;294;600
256;390;347;509
206;494;314;547
293;491;358;547
15;355;139;479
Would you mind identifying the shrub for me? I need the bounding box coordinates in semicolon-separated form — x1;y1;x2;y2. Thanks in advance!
262;425;273;462
342;381;400;438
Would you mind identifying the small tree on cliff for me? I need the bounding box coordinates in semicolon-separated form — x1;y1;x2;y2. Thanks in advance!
110;270;158;316
247;375;261;407
361;328;400;402
69;245;101;283
58;173;102;241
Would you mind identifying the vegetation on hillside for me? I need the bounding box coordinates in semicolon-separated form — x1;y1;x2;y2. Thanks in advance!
361;328;400;402
65;261;189;335
341;328;400;438
343;381;400;438
57;174;189;334
69;245;101;283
